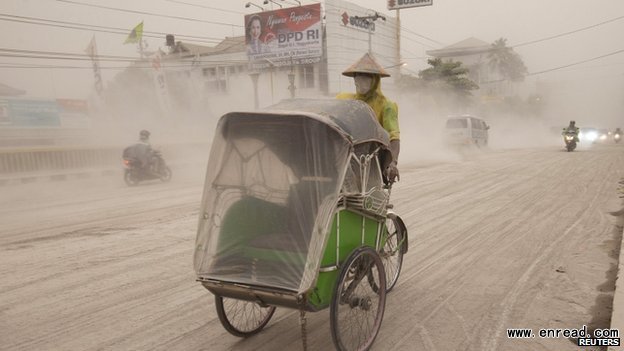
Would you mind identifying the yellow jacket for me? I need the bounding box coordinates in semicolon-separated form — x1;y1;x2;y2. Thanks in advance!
336;75;400;141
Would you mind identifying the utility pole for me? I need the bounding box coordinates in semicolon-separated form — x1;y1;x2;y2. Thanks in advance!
353;12;386;55
249;72;260;109
396;9;401;80
288;54;296;98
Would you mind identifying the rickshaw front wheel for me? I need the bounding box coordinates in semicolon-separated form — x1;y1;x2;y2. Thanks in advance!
380;214;406;293
215;296;276;337
330;246;386;351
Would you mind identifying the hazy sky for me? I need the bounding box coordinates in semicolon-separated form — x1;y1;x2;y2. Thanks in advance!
1;0;623;115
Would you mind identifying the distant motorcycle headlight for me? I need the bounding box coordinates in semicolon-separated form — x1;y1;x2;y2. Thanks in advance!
600;135;607;140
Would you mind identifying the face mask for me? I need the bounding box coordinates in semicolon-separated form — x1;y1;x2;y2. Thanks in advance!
354;75;373;95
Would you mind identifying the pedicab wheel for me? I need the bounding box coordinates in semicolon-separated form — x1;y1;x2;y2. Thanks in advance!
330;246;386;351
379;214;405;293
159;166;172;182
215;296;276;337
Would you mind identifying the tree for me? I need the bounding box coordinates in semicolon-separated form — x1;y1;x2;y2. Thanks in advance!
419;58;479;96
488;38;527;82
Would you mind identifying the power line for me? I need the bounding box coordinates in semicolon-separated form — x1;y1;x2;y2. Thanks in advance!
0;13;222;45
163;0;245;15
55;0;244;28
527;48;624;76
0;47;137;60
480;48;624;83
512;14;624;48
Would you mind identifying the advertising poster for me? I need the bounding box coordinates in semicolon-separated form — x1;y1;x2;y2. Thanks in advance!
244;3;322;69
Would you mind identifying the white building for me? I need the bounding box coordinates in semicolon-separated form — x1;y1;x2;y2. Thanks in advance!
155;0;400;119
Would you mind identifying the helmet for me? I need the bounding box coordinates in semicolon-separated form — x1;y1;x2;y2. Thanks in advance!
342;53;390;78
139;129;150;139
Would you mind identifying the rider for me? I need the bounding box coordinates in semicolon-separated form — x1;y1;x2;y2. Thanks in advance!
562;120;579;142
336;53;400;182
137;129;156;171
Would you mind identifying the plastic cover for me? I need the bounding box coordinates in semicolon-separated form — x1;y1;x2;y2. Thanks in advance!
194;111;352;293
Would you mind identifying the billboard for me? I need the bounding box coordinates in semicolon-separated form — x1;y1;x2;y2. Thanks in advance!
244;3;322;69
387;0;433;10
0;98;89;128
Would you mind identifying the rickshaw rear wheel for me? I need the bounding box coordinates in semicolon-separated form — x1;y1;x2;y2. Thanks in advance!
380;214;406;292
330;246;386;351
215;296;276;337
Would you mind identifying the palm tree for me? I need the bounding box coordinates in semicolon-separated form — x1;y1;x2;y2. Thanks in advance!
488;38;527;82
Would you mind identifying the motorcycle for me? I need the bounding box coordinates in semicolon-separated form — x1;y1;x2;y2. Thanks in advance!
614;133;621;143
122;149;172;186
563;132;577;152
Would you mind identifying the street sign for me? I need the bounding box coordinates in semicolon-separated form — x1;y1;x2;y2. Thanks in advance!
387;0;433;10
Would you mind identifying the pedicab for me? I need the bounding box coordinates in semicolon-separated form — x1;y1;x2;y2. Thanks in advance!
193;98;408;351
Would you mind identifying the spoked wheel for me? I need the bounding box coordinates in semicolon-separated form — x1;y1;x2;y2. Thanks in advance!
331;247;386;351
215;296;276;337
379;214;406;292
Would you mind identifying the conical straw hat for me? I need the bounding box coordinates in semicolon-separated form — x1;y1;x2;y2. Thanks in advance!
342;53;391;78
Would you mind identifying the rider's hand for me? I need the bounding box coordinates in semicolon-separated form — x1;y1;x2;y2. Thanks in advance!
385;161;400;183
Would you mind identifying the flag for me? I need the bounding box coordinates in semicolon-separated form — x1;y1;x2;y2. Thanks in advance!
84;35;103;96
124;21;143;44
85;35;97;58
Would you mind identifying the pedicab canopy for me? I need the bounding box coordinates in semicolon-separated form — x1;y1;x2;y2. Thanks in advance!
194;99;390;293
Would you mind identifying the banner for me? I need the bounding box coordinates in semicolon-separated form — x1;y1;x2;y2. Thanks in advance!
244;3;322;68
151;52;171;115
84;35;104;97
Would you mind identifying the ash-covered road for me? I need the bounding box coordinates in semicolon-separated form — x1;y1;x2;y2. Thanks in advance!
1;144;622;351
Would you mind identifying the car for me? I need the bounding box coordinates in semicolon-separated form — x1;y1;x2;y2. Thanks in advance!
578;127;598;143
445;114;489;147
595;129;610;143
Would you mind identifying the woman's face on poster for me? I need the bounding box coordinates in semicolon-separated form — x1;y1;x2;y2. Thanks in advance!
250;19;261;40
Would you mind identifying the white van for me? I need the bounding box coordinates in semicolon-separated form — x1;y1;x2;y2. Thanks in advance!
445;115;490;147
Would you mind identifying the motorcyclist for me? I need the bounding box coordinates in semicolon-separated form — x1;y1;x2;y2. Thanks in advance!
562;120;579;142
336;53;401;183
614;127;622;142
136;129;156;171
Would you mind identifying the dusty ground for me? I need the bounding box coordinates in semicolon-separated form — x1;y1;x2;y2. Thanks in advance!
0;144;622;351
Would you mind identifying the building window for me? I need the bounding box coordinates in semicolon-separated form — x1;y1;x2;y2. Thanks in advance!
299;65;314;89
204;66;227;93
202;67;216;78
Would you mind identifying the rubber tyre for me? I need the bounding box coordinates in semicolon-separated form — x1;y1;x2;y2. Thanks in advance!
330;247;386;351
124;170;139;186
159;166;172;182
215;296;276;337
380;214;405;293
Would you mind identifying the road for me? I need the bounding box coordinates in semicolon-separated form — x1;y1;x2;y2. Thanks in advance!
1;144;622;351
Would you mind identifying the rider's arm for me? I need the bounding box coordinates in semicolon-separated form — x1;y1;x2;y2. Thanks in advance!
390;140;400;164
382;101;400;142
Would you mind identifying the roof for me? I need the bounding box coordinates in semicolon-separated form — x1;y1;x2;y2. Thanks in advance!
426;37;492;58
0;82;25;96
264;98;390;147
168;36;246;58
